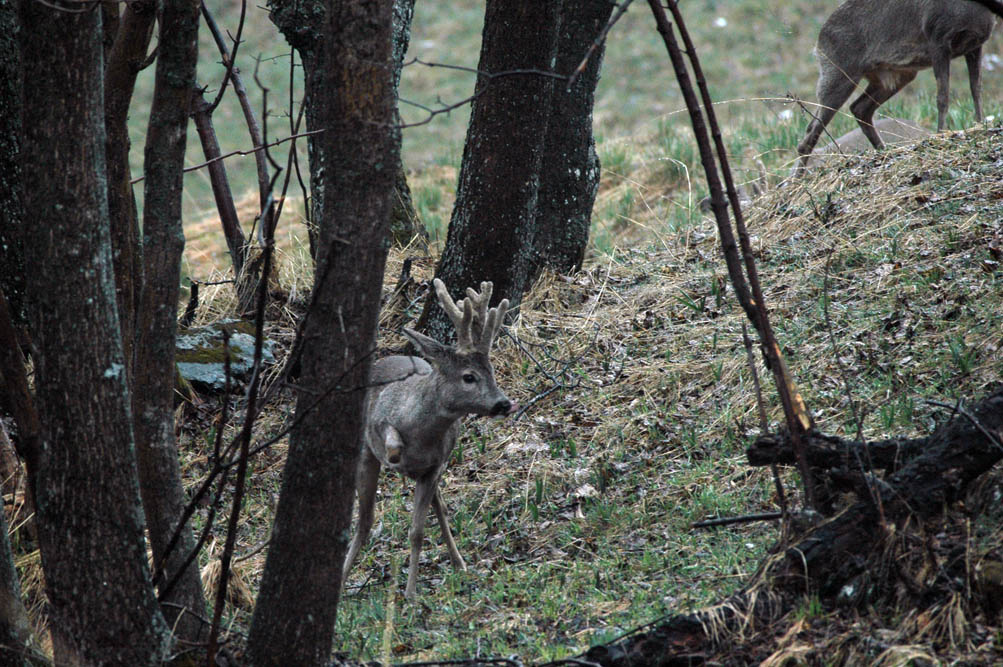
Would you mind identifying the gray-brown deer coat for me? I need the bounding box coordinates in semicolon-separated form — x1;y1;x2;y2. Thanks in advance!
795;0;996;173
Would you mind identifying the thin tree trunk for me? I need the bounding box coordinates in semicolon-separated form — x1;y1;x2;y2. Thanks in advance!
104;0;156;382
424;0;562;342
387;0;426;248
191;88;249;278
246;0;398;662
134;0;208;643
19;4;169;662
530;0;613;280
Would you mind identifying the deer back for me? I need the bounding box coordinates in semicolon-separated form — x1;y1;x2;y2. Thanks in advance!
819;0;995;74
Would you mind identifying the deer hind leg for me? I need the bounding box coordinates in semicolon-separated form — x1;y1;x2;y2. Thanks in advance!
932;47;952;131
965;48;984;123
796;62;859;172
432;487;466;571
849;71;916;149
342;444;382;586
405;473;437;600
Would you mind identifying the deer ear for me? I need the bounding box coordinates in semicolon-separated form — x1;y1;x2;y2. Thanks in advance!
402;328;450;364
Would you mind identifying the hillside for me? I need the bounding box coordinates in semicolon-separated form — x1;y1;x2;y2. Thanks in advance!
163;1;1003;663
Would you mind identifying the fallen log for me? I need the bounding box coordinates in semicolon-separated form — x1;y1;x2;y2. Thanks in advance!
747;430;925;472
771;389;1003;595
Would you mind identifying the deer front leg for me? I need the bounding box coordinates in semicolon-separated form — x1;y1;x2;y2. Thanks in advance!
342;443;383;587
432;487;466;571
405;473;436;600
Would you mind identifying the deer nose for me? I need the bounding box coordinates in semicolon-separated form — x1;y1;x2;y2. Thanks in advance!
491;399;512;417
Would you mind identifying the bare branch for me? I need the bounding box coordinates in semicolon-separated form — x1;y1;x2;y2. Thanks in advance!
129;129;322;184
398;59;567;129
566;0;634;90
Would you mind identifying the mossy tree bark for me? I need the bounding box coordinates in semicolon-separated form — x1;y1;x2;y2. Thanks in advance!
245;0;399;662
423;0;562;342
18;4;169;662
267;0;422;259
529;0;613;282
133;0;209;642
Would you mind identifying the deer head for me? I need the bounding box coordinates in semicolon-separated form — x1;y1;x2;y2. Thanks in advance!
401;279;514;418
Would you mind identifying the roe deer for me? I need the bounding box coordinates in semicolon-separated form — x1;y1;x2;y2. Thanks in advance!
343;279;516;600
795;0;995;174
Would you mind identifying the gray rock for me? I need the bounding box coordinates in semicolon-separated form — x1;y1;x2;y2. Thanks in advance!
175;319;275;391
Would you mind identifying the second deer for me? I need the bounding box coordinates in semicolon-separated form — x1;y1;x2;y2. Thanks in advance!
343;279;516;600
795;0;996;174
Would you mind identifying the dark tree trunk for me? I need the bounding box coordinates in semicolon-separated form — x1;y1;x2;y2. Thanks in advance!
423;0;562;342
268;0;421;259
0;0;25;335
133;0;208;642
18;5;169;663
104;0;156;381
529;0;612;281
245;0;399;663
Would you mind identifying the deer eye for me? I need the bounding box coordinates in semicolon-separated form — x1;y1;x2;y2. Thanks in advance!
462;372;477;384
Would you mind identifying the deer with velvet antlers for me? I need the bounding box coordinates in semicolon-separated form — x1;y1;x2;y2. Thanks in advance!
342;279;516;600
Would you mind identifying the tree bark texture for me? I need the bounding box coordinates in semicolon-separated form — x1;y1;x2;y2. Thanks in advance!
18;6;169;663
268;0;419;258
424;0;562;343
387;0;425;248
0;0;25;334
529;0;612;281
104;0;156;382
245;0;399;663
134;0;208;643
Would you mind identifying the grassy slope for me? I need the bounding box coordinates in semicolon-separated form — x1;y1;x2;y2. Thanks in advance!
153;0;1003;663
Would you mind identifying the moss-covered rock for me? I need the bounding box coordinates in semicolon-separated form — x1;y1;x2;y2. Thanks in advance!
175;319;275;391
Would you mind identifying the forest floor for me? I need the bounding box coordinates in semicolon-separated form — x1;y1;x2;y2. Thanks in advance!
23;0;997;663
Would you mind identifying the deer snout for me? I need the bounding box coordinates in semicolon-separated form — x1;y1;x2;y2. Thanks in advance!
491;399;514;417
